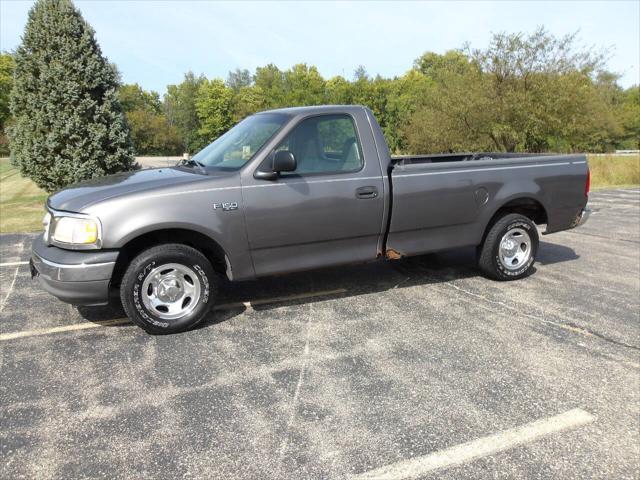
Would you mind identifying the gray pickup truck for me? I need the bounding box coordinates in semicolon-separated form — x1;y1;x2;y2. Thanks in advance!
31;105;590;334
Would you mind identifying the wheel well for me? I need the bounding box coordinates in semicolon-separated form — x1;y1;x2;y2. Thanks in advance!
110;229;228;289
496;198;548;225
482;198;548;242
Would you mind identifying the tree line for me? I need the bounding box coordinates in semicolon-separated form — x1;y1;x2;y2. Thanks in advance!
0;0;638;192
110;29;640;158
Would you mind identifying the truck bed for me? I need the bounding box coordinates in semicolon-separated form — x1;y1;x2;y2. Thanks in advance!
391;152;553;165
385;153;589;257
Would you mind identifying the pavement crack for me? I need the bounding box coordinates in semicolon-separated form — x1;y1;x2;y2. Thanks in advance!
559;321;640;351
435;277;640;351
278;303;313;463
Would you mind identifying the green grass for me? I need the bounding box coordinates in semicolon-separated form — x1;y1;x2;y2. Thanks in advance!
0;158;48;233
0;154;638;234
587;154;640;189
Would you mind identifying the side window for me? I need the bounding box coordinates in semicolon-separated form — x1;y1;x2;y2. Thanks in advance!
276;114;363;175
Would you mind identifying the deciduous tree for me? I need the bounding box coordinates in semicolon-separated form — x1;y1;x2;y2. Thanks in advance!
164;72;206;153
0;53;14;155
119;83;181;155
119;83;162;114
126;109;182;155
226;68;253;91
196;78;234;143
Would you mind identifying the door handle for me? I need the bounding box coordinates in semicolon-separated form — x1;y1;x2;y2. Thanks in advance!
356;186;378;199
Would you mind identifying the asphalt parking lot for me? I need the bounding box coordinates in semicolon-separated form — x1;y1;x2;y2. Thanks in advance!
1;188;639;479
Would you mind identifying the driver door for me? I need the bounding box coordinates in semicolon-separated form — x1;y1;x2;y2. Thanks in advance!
241;113;385;277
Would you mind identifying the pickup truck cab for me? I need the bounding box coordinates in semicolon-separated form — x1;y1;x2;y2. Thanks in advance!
31;105;590;334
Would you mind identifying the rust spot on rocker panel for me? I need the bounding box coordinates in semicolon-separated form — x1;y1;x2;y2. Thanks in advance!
385;248;403;260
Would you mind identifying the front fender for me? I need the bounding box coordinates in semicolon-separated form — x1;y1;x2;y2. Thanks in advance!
83;187;255;281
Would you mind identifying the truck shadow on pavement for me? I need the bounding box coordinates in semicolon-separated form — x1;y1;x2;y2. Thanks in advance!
536;241;580;265
76;241;579;331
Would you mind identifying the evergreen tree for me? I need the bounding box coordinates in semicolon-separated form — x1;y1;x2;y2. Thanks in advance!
8;0;134;193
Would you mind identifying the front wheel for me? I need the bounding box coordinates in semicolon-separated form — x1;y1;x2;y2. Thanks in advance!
478;213;539;281
120;244;217;334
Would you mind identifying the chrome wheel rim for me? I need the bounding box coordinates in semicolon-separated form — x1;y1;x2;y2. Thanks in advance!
141;263;201;320
498;228;532;271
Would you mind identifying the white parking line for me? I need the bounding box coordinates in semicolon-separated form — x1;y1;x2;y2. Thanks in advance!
0;319;129;340
0;266;20;313
352;408;595;479
0;288;347;341
0;261;29;267
0;243;24;313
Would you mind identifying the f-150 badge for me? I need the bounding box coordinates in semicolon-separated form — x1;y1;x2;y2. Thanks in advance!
213;202;238;211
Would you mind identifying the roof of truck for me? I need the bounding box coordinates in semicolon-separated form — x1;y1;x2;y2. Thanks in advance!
257;105;367;116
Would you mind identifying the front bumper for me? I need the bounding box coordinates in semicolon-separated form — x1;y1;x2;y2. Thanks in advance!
30;235;119;306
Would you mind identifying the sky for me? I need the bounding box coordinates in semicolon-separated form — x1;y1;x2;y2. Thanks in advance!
1;0;639;94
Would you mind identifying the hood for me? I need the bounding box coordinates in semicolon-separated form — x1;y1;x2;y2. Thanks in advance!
48;167;216;212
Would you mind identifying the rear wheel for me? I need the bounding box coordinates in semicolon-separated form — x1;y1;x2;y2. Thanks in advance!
478;213;538;281
120;244;217;334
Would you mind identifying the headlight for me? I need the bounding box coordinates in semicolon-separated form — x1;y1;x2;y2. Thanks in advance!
47;212;102;249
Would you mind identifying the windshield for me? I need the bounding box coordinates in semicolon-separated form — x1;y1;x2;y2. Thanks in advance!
191;113;289;170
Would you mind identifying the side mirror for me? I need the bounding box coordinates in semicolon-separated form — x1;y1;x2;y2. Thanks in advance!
272;150;296;173
254;150;297;180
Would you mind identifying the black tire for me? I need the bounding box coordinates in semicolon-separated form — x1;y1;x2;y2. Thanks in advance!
120;244;217;334
478;213;539;281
